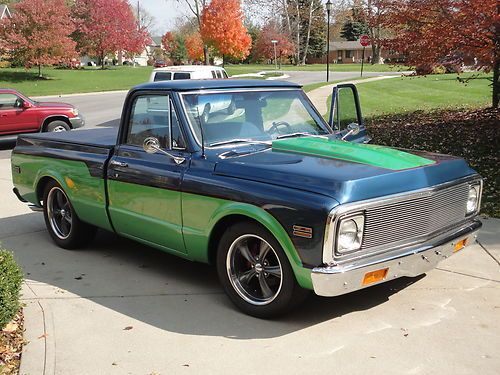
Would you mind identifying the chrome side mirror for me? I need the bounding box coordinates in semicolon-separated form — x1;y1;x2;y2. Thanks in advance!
143;137;160;154
341;123;360;141
143;137;185;165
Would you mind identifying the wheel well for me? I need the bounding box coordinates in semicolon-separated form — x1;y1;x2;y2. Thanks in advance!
42;116;71;131
36;176;57;205
207;214;260;265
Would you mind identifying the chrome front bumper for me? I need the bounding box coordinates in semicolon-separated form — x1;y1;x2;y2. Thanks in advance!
69;115;85;129
311;220;481;297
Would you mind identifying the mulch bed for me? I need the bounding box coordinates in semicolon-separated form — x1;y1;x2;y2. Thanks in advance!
0;311;24;375
366;107;499;217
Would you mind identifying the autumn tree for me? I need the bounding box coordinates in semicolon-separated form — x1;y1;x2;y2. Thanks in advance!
383;0;499;108
170;0;210;64
162;32;187;63
72;0;149;69
185;32;204;62
201;0;252;63
0;0;76;77
253;23;295;64
359;0;388;64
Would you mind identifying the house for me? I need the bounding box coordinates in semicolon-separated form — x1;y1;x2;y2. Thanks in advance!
0;4;12;20
119;36;163;66
307;40;404;64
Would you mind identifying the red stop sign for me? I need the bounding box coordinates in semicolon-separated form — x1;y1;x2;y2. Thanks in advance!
360;35;370;47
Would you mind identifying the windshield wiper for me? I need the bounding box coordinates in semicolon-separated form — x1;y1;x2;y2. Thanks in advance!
208;139;271;147
276;132;329;140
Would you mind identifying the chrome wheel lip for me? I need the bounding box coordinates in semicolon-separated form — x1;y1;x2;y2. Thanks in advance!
46;187;72;240
226;234;283;306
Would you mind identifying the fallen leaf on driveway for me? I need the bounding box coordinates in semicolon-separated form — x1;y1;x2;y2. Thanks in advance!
123;326;133;330
38;333;48;339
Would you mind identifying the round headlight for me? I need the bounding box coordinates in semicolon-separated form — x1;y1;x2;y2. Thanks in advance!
338;219;360;251
467;186;478;214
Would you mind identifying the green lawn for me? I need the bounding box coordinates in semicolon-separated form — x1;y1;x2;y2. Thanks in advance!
321;73;491;119
360;73;491;117
0;66;153;96
225;63;410;76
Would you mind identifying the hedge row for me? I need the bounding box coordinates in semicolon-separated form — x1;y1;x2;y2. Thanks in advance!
0;249;23;330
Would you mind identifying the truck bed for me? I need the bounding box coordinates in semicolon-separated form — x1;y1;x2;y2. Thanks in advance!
16;127;118;149
11;127;118;232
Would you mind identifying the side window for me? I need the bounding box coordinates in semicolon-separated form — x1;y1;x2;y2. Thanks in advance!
174;72;191;80
337;87;359;131
154;72;172;81
222;70;228;79
127;95;170;149
215;70;223;79
211;71;217;79
0;94;21;110
170;100;186;149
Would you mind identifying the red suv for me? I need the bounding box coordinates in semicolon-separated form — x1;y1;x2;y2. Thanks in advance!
0;89;84;142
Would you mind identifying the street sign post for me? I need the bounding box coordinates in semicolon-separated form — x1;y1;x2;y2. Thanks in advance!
359;34;370;77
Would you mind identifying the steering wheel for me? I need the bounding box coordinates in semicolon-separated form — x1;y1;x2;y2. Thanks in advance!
267;121;292;136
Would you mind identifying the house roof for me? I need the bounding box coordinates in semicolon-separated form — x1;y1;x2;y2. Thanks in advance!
151;36;162;46
329;40;370;50
1;4;12;19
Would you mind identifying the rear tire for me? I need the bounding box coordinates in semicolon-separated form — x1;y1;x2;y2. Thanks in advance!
42;180;96;249
46;120;70;132
216;222;309;318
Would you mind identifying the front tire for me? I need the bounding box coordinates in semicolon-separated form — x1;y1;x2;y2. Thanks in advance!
216;222;309;318
42;180;96;249
46;120;70;132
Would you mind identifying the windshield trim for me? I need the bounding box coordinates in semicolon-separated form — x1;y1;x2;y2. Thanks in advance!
178;88;331;149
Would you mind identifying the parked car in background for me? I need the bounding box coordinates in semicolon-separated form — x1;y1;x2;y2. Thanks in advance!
149;65;228;82
0;89;84;142
153;60;168;68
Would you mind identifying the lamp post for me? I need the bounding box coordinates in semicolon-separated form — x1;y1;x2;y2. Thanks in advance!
325;0;332;82
271;40;278;74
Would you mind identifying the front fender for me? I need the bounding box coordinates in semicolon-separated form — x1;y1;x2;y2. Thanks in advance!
181;192;313;289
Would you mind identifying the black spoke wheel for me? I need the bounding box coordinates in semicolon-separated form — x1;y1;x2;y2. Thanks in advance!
227;234;283;305
42;180;97;249
217;222;309;318
47;187;73;240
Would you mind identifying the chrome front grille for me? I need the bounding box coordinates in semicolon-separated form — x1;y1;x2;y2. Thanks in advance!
361;182;469;250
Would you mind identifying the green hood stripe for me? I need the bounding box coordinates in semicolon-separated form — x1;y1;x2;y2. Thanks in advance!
272;137;435;171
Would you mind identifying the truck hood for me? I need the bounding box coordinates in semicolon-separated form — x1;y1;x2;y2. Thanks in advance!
213;138;477;204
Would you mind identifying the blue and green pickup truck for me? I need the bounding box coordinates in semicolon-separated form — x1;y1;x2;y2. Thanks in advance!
11;80;482;317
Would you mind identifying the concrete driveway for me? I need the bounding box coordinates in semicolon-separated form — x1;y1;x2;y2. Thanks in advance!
0;157;499;375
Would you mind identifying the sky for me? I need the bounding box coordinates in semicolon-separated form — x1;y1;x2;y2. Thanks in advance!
137;0;190;36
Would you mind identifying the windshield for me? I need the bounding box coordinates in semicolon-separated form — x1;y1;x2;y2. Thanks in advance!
180;89;329;146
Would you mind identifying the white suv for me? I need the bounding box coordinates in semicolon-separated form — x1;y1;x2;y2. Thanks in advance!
149;65;229;82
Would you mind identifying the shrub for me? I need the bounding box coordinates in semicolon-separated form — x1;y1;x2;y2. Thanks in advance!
0;250;23;330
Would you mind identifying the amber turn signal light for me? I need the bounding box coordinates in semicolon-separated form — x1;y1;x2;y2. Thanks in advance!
454;238;468;252
362;268;389;286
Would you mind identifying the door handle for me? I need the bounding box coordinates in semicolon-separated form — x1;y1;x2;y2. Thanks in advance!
110;160;128;168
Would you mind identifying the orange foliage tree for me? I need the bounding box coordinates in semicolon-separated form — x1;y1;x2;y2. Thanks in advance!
253;23;295;63
200;0;251;62
0;0;77;77
185;32;204;62
383;0;499;108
